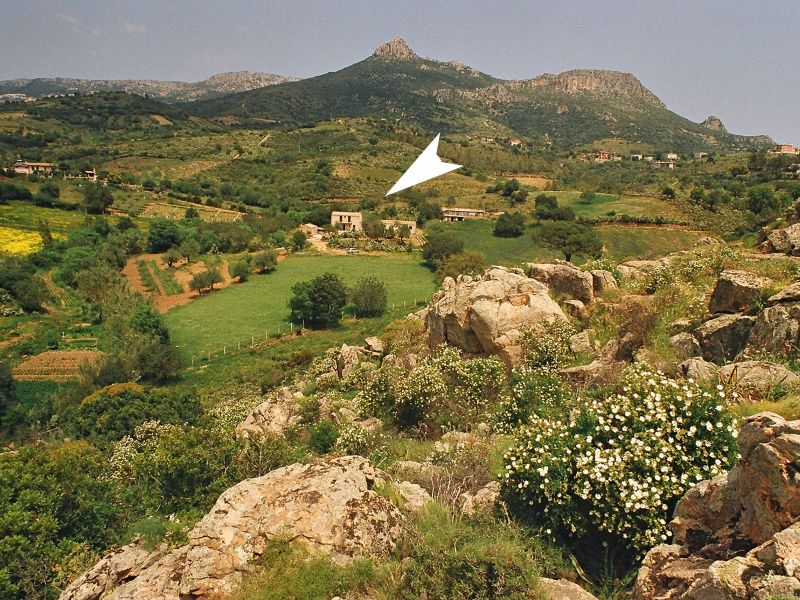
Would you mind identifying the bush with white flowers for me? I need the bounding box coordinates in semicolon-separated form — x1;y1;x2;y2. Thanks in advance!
502;365;738;555
495;366;570;433
356;346;505;428
520;321;576;369
334;423;373;455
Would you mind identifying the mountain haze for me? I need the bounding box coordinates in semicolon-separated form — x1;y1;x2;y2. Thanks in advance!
193;37;772;151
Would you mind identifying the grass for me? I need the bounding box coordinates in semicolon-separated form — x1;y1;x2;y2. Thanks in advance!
438;219;704;266
149;260;183;295
549;191;688;220
136;260;159;293
0;225;45;254
165;253;436;362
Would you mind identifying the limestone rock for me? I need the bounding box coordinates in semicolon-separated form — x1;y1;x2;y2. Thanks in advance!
560;334;640;386
59;544;166;600
632;413;800;599
236;386;301;438
461;481;501;517
695;236;723;246
679;358;719;383
669;318;693;336
63;457;403;600
669;332;701;360
563;299;586;317
695;314;755;364
539;578;600;600
395;480;432;514
363;336;384;355
760;223;800;255
525;261;595;304
336;344;363;379
569;330;594;354
745;302;800;356
708;269;771;314
425;267;567;365
718;360;800;392
590;269;617;295
617;259;664;280
768;281;800;304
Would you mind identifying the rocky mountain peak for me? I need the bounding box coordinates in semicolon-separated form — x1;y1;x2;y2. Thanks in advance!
523;69;666;108
372;36;417;59
701;114;727;132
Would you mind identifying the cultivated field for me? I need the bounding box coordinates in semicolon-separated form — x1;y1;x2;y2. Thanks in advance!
165;253;436;360
439;219;704;265
12;350;103;381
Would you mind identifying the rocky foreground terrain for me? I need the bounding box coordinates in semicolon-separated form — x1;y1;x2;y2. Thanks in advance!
60;245;800;600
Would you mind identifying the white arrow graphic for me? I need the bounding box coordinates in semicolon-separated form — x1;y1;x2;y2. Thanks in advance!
386;134;461;196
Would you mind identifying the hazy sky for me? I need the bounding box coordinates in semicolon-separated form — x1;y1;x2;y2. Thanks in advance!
2;1;798;143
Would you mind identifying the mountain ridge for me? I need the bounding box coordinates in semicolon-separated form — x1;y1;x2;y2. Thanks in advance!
190;37;771;151
0;70;299;103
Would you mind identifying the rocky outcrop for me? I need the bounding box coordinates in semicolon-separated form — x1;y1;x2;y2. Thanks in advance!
695;314;755;363
590;269;618;295
59;544;165;600
395;480;432;514
569;329;594;354
718;360;800;392
461;481;501;517
540;578;600;600
236;386;301;438
669;333;701;360
708;269;770;314
769;282;800;305
524;69;666;108
425;267;567;365
679;357;719;382
559;334;640;386
617;259;665;280
363;336;384;356
631;413;800;600
372;36;418;59
745;302;800;356
336;344;363;379
701;115;727;132
525;261;595;304
760;223;800;255
61;457;403;600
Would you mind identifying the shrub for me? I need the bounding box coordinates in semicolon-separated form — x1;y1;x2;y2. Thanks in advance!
288;272;348;327
502;365;739;556
493;212;526;237
350;276;387;317
253;249;278;273
308;420;339;454
435;251;485;283
537;221;601;262
495;366;570;432
334;423;373;455
422;231;464;264
230;259;251;282
519;321;576;369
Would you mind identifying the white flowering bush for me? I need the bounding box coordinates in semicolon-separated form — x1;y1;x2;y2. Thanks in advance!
205;383;265;431
502;365;739;555
495;366;570;433
107;420;181;483
334;423;373;455
356;346;505;428
580;258;620;280
520;321;576;369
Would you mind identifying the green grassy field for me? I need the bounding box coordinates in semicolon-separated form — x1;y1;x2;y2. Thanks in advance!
543;191;688;220
439;219;703;265
165;252;436;360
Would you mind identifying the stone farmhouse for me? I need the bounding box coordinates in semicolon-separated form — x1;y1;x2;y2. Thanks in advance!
442;207;486;222
12;160;55;175
331;211;363;232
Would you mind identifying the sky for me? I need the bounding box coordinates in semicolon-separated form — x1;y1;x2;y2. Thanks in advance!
1;0;798;143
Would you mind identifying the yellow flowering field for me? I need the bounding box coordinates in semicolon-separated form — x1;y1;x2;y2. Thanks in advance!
0;226;42;254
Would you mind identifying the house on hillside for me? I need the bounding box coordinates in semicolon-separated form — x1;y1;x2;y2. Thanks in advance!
594;151;612;162
665;152;679;160
83;168;98;181
693;152;709;159
331;211;363;232
442;207;486;222
12;161;55;175
299;223;322;239
381;219;417;236
769;144;799;155
643;156;655;162
652;161;676;170
630;154;643;161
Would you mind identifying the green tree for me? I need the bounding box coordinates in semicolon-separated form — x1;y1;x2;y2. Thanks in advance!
291;230;308;251
178;239;200;262
0;362;16;425
38;181;60;199
288;272;348;327
83;182;114;214
435;251;486;283
253;250;279;273
351;276;387;317
493;212;526;237
422;231;464;264
163;247;181;267
147;219;183;253
230;260;251;282
537;221;602;262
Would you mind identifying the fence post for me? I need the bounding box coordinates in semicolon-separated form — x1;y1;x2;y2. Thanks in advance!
290;322;293;332
251;335;254;347
238;340;240;350
223;345;226;355
207;351;211;361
